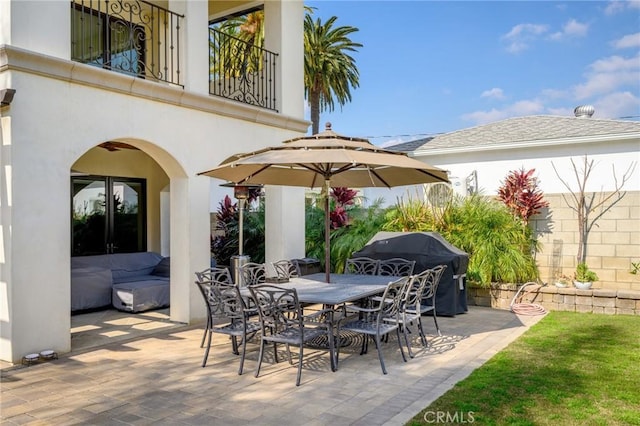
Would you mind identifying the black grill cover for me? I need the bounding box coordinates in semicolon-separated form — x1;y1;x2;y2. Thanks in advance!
353;231;469;316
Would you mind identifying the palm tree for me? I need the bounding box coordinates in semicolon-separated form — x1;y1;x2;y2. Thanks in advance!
210;11;265;78
212;9;362;134
304;14;362;134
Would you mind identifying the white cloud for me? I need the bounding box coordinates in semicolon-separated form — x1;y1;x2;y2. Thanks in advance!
590;54;639;73
564;19;589;37
504;23;548;39
548;32;563;41
462;109;507;124
574;70;639;99
612;32;640;49
510;100;546;115
605;1;627;15
605;0;640;15
502;23;548;53
541;88;569;99
462;100;545;125
593;91;640;118
547;106;574;116
574;54;640;99
506;41;528;54
481;88;505;100
549;19;589;40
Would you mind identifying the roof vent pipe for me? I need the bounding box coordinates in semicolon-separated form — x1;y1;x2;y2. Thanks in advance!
574;105;595;118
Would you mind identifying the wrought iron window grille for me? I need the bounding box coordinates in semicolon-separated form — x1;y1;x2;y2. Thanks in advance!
209;27;278;112
71;0;184;87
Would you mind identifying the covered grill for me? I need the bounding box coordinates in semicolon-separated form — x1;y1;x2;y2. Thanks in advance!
353;231;469;316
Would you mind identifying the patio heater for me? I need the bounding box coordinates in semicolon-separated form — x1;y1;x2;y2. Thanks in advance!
220;182;262;286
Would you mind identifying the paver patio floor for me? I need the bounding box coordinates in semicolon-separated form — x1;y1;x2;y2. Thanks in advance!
1;306;544;425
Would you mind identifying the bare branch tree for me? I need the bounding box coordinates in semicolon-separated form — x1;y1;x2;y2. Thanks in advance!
552;155;636;264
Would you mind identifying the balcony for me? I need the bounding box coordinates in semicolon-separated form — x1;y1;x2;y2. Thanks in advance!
70;0;279;111
71;0;184;87
208;27;278;112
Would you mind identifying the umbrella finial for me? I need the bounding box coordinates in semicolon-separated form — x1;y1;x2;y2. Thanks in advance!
325;122;332;131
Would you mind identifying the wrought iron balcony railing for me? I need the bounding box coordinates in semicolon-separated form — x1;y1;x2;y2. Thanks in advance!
71;0;183;87
209;28;278;112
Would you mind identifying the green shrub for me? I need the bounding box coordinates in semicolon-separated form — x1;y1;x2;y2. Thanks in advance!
330;199;387;272
383;193;539;286
304;198;387;273
214;189;540;286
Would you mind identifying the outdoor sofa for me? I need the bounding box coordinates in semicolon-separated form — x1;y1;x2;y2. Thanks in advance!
71;252;170;313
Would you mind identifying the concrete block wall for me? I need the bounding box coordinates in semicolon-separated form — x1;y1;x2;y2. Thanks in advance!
532;191;640;291
467;284;640;315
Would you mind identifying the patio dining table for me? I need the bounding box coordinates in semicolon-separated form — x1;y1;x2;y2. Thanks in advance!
274;273;398;306
243;273;401;350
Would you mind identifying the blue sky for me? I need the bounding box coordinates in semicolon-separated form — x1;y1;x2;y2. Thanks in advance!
304;1;640;146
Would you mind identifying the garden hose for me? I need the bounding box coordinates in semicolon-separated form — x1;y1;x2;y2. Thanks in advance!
510;281;547;315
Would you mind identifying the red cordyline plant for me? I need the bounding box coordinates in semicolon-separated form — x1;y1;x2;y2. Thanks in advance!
497;168;549;225
330;205;348;229
216;195;237;223
329;187;358;229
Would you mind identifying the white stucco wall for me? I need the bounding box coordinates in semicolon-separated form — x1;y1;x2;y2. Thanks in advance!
363;136;640;207
425;138;640;196
0;0;70;58
0;0;308;363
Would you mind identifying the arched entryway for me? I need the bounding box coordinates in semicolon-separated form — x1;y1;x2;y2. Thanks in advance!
69;138;192;350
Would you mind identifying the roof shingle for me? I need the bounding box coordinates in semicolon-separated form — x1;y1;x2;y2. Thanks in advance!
388;116;640;152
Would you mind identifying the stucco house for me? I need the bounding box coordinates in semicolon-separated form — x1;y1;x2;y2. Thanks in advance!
0;0;308;363
364;107;640;291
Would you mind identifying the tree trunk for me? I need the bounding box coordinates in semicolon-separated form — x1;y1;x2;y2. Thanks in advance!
578;204;589;264
309;89;320;135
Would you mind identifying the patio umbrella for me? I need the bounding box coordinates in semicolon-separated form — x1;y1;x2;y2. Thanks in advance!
198;123;450;283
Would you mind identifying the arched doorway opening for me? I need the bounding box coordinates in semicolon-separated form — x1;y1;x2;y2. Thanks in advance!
69;138;188;350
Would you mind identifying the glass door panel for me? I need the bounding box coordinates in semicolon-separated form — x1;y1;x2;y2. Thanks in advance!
112;180;145;253
72;177;107;256
72;176;146;256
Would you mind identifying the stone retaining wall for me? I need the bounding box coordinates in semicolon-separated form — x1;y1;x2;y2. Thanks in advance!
467;284;640;315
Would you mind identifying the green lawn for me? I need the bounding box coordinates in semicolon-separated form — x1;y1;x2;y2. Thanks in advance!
408;311;640;426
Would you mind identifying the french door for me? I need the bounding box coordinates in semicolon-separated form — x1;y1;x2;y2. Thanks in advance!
72;176;146;256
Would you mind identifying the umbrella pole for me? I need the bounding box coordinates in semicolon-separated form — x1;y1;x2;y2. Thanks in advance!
325;179;331;283
238;198;244;256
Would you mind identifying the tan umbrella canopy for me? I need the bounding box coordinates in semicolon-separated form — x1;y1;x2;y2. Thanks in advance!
199;123;450;282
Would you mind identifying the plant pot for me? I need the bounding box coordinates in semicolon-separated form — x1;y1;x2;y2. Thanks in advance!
555;282;569;288
573;280;593;290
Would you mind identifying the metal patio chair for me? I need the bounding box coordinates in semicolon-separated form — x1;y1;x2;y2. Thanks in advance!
336;277;409;374
378;258;416;277
195;266;233;284
414;264;447;337
248;284;336;386
238;262;267;287
343;257;382;312
271;259;300;279
195;266;233;348
194;278;260;374
393;268;436;357
344;257;381;275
